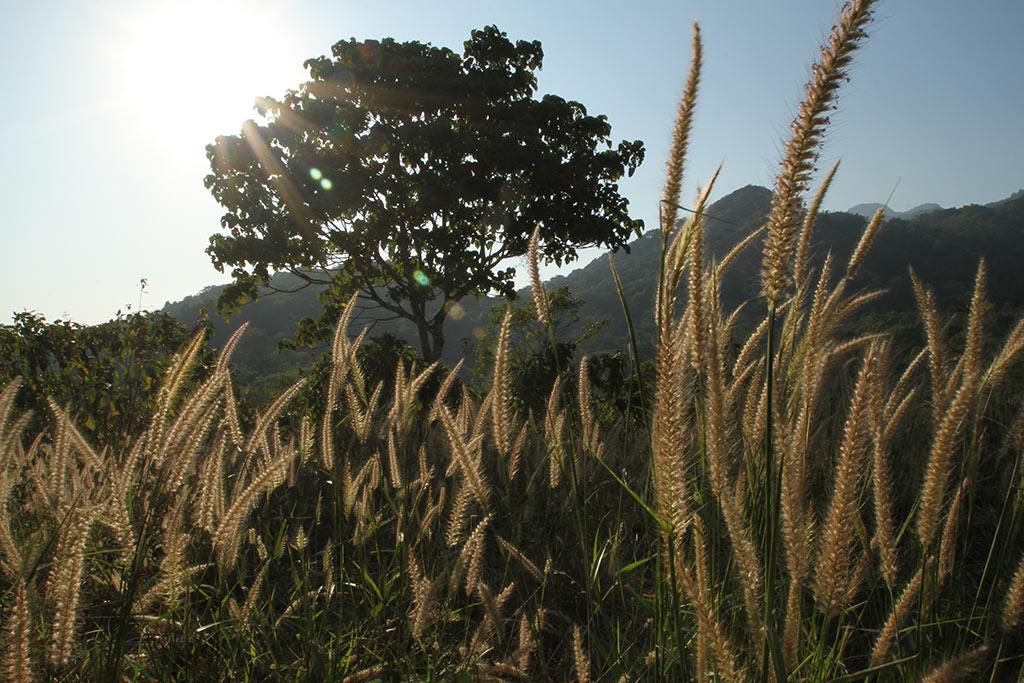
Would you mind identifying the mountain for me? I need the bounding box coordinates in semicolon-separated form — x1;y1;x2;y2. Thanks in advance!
164;186;1024;388
848;203;897;219
903;203;943;218
847;202;943;220
566;186;1024;355
989;189;1024;209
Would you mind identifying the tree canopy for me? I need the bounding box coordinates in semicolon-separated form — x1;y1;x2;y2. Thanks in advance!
204;25;644;360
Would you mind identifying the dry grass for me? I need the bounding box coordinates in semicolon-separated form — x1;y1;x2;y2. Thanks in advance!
2;1;1024;679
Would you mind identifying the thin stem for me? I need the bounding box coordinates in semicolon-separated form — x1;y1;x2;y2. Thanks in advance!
761;301;783;680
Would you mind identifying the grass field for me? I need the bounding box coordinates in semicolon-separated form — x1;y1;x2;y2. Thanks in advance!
3;0;1024;679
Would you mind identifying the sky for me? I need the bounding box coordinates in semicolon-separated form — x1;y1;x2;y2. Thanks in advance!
1;0;1022;324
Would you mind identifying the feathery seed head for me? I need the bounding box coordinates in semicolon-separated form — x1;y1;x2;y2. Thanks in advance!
762;0;876;303
528;225;551;326
661;24;703;237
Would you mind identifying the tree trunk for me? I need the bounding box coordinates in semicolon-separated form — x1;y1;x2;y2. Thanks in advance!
428;321;445;364
415;316;446;363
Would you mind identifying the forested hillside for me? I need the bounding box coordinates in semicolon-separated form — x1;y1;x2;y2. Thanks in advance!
164;185;1024;382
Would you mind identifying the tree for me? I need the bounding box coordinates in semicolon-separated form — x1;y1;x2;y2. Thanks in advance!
204;25;644;361
0;310;205;445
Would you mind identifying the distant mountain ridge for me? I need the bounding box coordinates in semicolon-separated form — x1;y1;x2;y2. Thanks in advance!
847;202;943;220
988;189;1024;209
163;185;1024;384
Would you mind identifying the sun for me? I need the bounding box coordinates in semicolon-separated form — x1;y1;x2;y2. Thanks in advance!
107;0;301;152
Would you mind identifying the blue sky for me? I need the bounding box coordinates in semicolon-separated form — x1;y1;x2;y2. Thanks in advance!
2;0;1022;324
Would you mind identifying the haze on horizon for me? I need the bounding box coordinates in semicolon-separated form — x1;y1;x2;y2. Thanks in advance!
2;0;1021;325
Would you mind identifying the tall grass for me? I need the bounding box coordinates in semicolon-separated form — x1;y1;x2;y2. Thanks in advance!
4;1;1024;679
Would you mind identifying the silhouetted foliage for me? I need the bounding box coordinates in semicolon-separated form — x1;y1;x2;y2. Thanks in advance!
204;26;645;361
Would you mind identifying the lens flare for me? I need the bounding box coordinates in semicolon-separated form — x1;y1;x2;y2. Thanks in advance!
310;168;323;180
413;270;430;286
320;178;333;190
